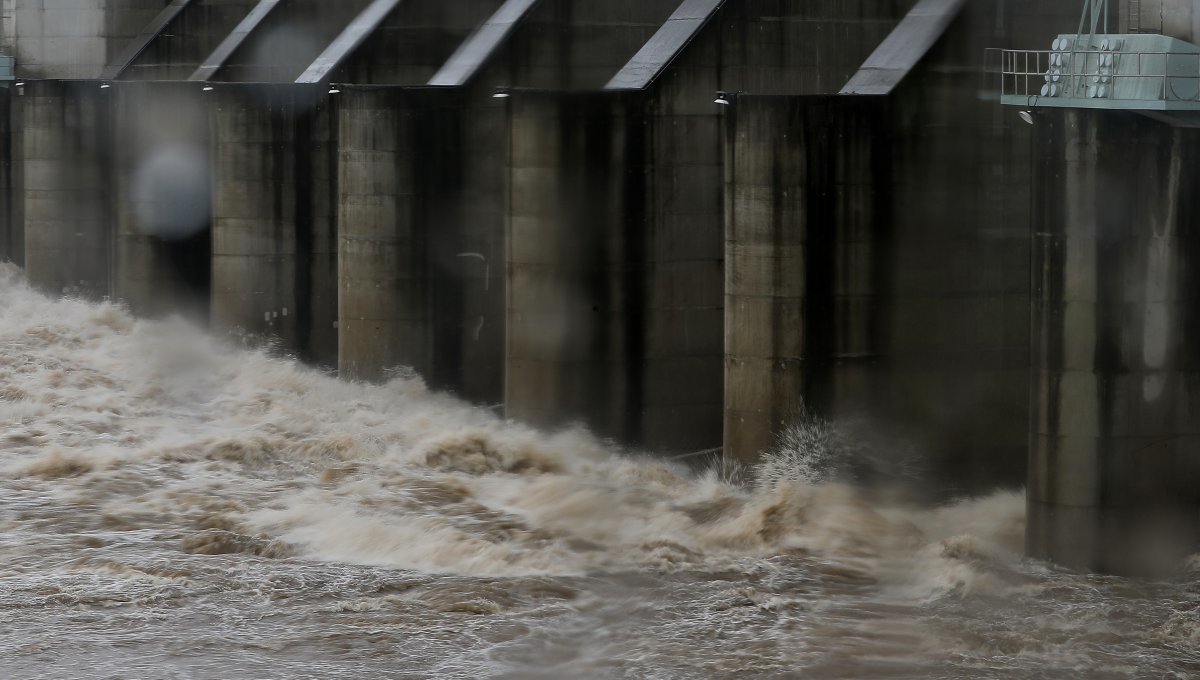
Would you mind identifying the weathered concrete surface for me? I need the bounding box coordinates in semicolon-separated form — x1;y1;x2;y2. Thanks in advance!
20;80;111;298
502;0;920;454
498;0;681;90
122;0;260;81
337;88;431;381
190;0;282;82
111;82;210;319
210;85;337;365
721;1;1083;491
0;0;165;79
428;0;540;87
0;83;22;266
506;91;723;452
1120;0;1200;40
333;0;503;86
210;0;370;82
723;97;889;464
604;0;725;90
506;93;644;443
1028;109;1200;575
337;87;503;403
839;0;967;95
709;0;917;95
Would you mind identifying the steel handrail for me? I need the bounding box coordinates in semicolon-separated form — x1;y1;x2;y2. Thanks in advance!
995;48;1200;102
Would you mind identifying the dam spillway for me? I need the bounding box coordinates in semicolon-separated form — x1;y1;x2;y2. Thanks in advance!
1;0;1199;578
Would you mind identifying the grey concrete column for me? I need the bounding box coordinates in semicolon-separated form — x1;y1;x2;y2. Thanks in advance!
21;81;111;298
211;86;299;344
1028;109;1200;575
506;91;724;452
642;81;724;453
723;96;889;463
337;88;432;381
211;85;337;365
506;93;644;443
112;82;211;319
0;84;22;265
427;97;506;405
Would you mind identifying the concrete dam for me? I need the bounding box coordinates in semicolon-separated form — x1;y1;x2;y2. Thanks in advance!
1;0;1199;579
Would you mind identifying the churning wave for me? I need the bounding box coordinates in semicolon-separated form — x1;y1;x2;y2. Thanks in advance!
6;264;1200;679
0;262;1025;593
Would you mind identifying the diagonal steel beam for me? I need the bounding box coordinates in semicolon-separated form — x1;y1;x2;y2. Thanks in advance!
295;0;406;84
605;0;725;91
189;0;282;82
839;0;967;96
100;0;195;80
427;0;541;87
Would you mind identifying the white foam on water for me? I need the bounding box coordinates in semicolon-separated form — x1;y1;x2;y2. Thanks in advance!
3;264;1198;678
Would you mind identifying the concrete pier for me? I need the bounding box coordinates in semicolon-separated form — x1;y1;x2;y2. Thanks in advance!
1027;109;1200;575
719;0;1063;488
119;0;261;80
337;88;433;382
210;85;337;364
506;93;647;444
20;81;111;298
723;96;888;464
0;0;165;79
0;83;21;266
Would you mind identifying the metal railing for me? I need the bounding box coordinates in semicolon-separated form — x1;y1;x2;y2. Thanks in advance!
994;47;1200;103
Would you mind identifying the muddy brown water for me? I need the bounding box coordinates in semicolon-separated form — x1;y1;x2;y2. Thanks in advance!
1;265;1198;679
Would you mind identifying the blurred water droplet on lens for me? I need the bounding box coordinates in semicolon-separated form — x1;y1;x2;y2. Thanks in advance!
131;145;210;240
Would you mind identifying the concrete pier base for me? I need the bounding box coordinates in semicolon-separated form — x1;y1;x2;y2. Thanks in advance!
337;87;505;402
21;81;111;298
723;96;889;463
210;85;337;364
1028;109;1200;575
506;92;724;452
337;88;433;382
0;84;21;266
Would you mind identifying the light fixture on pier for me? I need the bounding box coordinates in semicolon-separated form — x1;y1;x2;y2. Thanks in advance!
202;85;214;92
328;84;341;94
492;88;510;99
100;82;111;89
1018;110;1035;125
713;91;731;105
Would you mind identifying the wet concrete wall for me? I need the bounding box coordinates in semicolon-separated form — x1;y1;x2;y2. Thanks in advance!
111;82;211;319
506;93;648;445
502;0;918;453
337;88;434;382
210;85;337;365
505;93;725;452
20;80;111;298
212;0;370;82
706;0;917;95
337;87;503;403
722;1;1083;492
0;84;21;266
123;0;260;80
498;0;681;90
723;96;889;465
0;0;164;79
1028;108;1200;575
1119;0;1200;40
334;0;504;85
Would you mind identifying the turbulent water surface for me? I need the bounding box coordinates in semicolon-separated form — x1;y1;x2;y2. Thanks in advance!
2;265;1199;679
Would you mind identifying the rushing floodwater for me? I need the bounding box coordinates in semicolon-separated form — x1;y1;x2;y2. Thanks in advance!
1;264;1199;679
